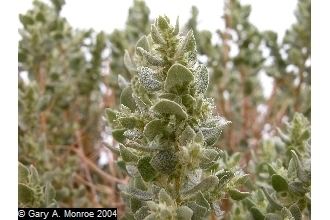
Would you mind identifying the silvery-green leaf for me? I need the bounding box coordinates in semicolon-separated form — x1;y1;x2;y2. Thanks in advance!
126;140;157;152
130;197;142;212
112;128;126;143
179;125;195;145
150;150;178;175
126;165;140;177
176;206;193;220
136;47;164;66
216;170;234;187
129;187;153;201
250;207;265;220
133;94;149;113
235;174;250;185
182;176;219;196
200;127;221;146
203;116;231;128
187;202;208;220
160;208;173;219
151;24;165;44
144;119;165;141
146;201;158;212
194;131;204;143
138;67;162;92
186;50;197;67
264;213;282;220
157;16;169;31
151;184;162;198
158;189;174;206
118;117;137;129
288;158;296;178
291;150;310;184
195;192;210;210
124;50;136;75
18;162;29;183
261;187;283;210
201;117;230;146
164;64;194;93
202;148;219;162
137;156;157;182
182;94;196;110
271;174;288;192
281;207;293;219
105;108;117;123
45;182;56;206
120;144;138;162
120;86;136;111
18;183;35;204
212;202;224;217
152;99;188;120
267;163;277;176
177;30;196;56
159;93;177;100
299;129;310;141
195;64;209;94
118;74;129;89
124;129;142;140
200;149;220;169
187;169;202;187
288;181;307;196
134;177;147;191
289;204;302;220
228;188;250;201
29;165;40;185
144;213;156;220
134;206;150;220
136;36;150;55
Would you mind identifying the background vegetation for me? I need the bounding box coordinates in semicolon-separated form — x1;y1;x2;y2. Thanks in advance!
18;0;310;219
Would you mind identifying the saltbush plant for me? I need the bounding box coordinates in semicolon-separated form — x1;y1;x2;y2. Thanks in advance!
18;0;311;219
106;16;250;220
18;162;56;208
185;0;310;152
18;0;119;208
231;113;310;220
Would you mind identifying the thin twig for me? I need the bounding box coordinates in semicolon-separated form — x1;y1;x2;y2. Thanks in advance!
72;146;126;184
74;173;114;196
75;131;100;207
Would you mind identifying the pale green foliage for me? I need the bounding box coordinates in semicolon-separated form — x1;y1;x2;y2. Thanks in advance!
18;162;56;208
18;0;109;207
185;6;311;216
109;0;151;101
263;0;311;117
231;113;311;220
185;1;265;151
106;16;247;219
185;0;310;153
18;0;311;217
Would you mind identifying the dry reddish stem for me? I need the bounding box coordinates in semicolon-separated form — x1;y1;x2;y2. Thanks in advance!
72;146;127;184
75;130;100;207
294;68;304;112
218;0;236;151
238;65;250;144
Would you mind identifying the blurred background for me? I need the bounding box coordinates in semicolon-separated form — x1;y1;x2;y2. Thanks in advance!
18;0;310;218
18;0;297;36
18;0;298;98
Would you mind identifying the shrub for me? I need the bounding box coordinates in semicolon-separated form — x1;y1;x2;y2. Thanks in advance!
106;16;249;220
